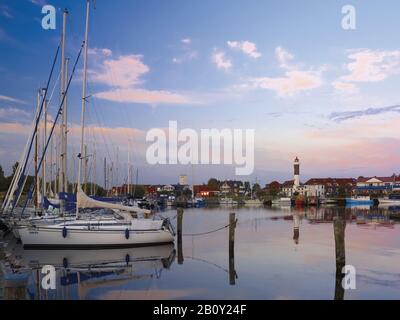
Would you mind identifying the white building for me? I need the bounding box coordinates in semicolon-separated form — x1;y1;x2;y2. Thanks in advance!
282;157;325;198
162;184;175;192
179;174;188;185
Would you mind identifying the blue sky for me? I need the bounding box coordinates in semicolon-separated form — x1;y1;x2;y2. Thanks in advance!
1;0;400;186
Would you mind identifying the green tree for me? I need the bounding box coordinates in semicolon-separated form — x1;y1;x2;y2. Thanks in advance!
337;186;347;198
207;178;220;190
12;162;19;176
133;185;145;198
0;165;6;191
252;183;261;194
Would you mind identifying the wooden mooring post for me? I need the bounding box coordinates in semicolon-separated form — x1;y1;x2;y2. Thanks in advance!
177;208;184;264
334;211;346;300
229;212;237;285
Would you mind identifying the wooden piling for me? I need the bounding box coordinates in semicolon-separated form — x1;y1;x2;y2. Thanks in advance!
229;212;237;285
334;211;346;300
177;208;184;264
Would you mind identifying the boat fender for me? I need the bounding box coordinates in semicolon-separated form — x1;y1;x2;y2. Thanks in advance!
125;254;130;265
125;228;130;239
63;257;68;268
62;227;67;238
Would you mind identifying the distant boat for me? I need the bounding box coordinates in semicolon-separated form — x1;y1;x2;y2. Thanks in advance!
346;196;373;205
325;199;337;204
219;197;238;205
272;197;292;206
194;197;205;208
378;194;400;205
244;198;263;206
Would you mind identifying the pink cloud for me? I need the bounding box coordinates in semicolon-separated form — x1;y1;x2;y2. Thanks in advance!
341;49;400;83
211;49;232;71
94;88;192;105
227;40;261;59
90;52;195;105
0;122;30;134
250;70;322;97
90;54;149;88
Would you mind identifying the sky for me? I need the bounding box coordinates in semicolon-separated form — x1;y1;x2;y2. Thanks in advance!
1;0;400;186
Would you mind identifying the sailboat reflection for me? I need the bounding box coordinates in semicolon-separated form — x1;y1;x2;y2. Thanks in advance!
4;244;175;300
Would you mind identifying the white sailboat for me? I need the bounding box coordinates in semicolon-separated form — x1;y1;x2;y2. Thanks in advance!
18;1;174;249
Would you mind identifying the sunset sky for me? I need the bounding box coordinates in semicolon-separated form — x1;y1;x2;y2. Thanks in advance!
1;0;400;185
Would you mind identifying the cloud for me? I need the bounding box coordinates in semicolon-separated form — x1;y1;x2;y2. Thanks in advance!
0;95;27;104
0;107;30;121
94;88;193;105
329;105;400;122
91;51;194;105
332;81;359;94
172;50;198;64
246;47;323;97
211;49;232;71
1;5;13;19
227;40;261;59
90;54;149;88
181;38;191;44
88;47;113;57
275;47;294;69
29;0;47;6
250;70;322;97
0;122;30;135
341;49;400;83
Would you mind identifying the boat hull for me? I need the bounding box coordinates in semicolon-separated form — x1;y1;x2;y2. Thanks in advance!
18;226;174;249
345;199;373;205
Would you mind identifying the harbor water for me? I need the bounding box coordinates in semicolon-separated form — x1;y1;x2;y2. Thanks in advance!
1;205;400;300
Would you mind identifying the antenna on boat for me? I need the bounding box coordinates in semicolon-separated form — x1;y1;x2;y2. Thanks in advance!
76;0;91;219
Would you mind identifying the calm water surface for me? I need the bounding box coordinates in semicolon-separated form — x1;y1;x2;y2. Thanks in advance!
1;205;400;300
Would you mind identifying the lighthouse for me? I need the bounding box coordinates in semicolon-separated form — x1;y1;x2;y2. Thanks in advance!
294;156;300;188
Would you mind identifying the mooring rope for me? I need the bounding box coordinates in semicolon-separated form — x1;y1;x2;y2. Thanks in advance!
182;220;237;237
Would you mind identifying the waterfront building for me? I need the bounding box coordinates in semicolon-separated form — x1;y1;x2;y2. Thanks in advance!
355;175;400;195
282;180;295;196
305;178;355;197
193;185;219;197
161;184;175;192
219;180;245;197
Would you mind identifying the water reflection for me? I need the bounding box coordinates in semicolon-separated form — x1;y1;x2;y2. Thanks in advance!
1;244;175;300
293;213;301;245
1;205;400;300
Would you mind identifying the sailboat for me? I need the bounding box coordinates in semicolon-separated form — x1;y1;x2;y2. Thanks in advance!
18;1;174;248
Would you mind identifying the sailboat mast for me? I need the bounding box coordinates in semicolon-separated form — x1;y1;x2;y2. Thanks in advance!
59;8;68;194
42;97;47;198
64;57;69;192
34;90;40;210
76;0;90;217
93;145;96;195
127;140;131;195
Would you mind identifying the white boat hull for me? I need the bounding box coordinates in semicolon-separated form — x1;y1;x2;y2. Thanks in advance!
19;227;174;248
378;199;400;205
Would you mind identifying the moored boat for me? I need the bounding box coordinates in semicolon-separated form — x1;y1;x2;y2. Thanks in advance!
346;196;373;205
18;217;174;249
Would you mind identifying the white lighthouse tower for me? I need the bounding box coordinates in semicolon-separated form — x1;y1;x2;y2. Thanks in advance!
294;156;300;189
